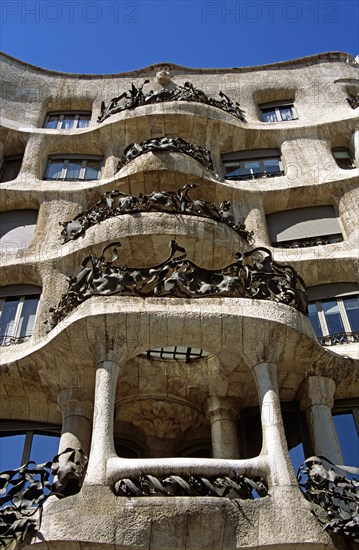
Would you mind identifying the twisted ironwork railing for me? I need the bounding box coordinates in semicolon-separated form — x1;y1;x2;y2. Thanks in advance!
60;184;253;244
46;240;307;330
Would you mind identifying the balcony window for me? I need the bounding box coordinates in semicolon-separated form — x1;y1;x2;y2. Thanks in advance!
332;401;359;468
267;205;343;248
44;156;102;181
0;285;41;346
307;283;359;346
332;147;355;170
44;112;91;130
0;422;60;472
222;149;283;181
0;210;38;253
259;101;297;123
0;155;23;183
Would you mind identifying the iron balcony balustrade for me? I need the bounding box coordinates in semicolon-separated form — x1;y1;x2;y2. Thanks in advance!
226;170;285;181
318;331;359;347
272;233;343;249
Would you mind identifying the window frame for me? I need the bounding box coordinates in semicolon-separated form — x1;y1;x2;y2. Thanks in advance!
222;148;284;181
44;155;103;181
43;111;91;130
0;286;41;346
258;100;298;123
0;154;23;183
0;422;61;469
307;286;359;345
332;147;355;170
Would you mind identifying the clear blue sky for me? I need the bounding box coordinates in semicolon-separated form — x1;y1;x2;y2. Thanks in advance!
0;0;358;73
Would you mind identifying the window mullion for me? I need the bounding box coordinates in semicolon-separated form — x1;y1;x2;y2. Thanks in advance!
21;430;33;465
337;299;351;332
13;297;24;338
80;160;87;180
317;302;329;336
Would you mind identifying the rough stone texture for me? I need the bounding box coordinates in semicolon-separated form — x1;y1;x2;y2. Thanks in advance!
1;52;358;549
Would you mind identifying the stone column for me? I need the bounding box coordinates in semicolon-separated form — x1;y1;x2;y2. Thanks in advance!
57;389;93;457
205;396;240;459
253;362;297;486
298;376;343;465
85;360;120;485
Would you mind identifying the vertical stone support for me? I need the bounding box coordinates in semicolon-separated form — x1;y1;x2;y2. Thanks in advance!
57;389;93;457
298;376;343;465
253;362;297;486
205;396;239;459
85;360;120;485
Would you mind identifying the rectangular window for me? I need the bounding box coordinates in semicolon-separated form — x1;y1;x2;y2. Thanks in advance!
267;205;343;249
44;157;102;181
0;293;40;346
332;148;355;170
43;112;91;130
222;149;283;181
259;102;297;123
0;155;23;183
308;295;359;345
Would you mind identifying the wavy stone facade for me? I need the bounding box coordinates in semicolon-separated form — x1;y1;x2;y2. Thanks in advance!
0;52;358;549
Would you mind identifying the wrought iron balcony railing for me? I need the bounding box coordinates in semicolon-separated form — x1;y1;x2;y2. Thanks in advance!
0;334;32;347
226;170;284;181
318;331;359;347
272;233;343;249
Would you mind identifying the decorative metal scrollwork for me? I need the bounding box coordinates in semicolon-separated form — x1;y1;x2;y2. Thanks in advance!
60;184;253;244
98;80;246;123
297;456;359;542
113;473;267;499
46;240;307;330
318;331;359;347
347;95;359;109
117;136;216;175
0;448;87;548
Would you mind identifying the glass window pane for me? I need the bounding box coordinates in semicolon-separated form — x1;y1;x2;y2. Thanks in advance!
289;443;305;475
84;160;100;180
333;412;359;468
261;108;277;122
279;106;294;121
66;160;82;180
30;434;60;465
17;296;39;339
0;297;19;342
77;116;90;128
61;116;75;129
322;299;345;334
224;161;242;179
46;161;64;179
45;115;59;129
308;303;323;337
343;296;359;332
243;160;260;175
0;159;22;182
333;150;350;159
0;434;26;471
263;158;281;173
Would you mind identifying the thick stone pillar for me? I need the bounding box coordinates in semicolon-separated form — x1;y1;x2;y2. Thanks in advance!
85;360;120;485
205;396;239;459
57;389;93;457
253;362;297;486
298;376;343;465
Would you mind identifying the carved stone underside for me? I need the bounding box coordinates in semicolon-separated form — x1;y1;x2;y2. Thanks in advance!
46;240;307;330
60;183;253;243
117;136;216;175
116;398;203;438
98;80;246;123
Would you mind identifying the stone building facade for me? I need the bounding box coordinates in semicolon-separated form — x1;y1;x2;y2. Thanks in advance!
0;51;358;549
